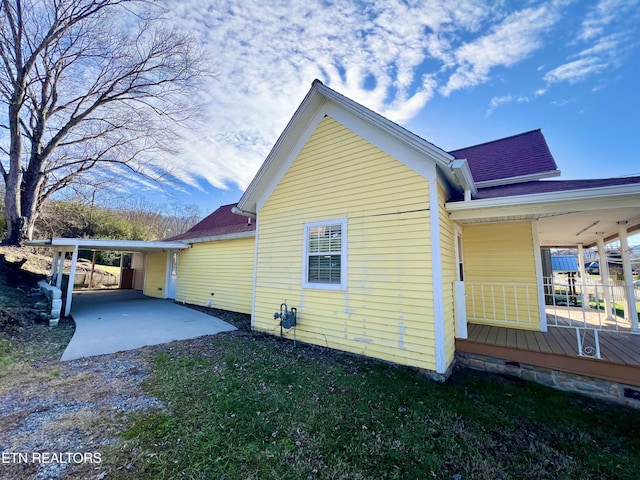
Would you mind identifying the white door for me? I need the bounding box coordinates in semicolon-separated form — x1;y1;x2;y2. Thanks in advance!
166;250;178;299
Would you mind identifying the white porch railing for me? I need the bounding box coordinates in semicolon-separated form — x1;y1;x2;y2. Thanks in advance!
457;277;640;360
464;281;541;329
544;275;640;333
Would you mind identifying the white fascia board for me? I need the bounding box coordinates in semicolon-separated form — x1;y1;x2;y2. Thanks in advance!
446;185;640;220
186;231;256;244
450;159;477;195
237;84;326;215
255;105;327;213
239;81;467;215
45;238;190;251
324;103;439;181
317;83;455;170
474;170;561;188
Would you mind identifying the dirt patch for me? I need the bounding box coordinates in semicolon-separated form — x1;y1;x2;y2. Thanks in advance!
0;343;171;480
0;252;167;479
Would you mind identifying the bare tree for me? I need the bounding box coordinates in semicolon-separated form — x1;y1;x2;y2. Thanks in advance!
0;0;210;244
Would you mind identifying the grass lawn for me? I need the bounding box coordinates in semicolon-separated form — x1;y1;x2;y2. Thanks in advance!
109;328;640;480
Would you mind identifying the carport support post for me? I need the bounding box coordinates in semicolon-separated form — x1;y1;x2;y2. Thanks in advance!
618;222;638;331
64;245;79;317
596;233;614;320
50;250;61;288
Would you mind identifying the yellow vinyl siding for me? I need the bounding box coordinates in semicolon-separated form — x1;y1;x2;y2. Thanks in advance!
254;116;437;371
463;222;540;330
175;237;255;314
144;251;166;298
438;184;457;367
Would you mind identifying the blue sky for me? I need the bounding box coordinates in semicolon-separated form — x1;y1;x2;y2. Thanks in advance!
147;0;640;214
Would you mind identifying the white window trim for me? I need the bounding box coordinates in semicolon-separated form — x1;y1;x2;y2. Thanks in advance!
303;218;347;290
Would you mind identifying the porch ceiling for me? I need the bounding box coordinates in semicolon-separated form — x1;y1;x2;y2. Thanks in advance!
447;188;640;248
536;207;640;247
453;207;640;248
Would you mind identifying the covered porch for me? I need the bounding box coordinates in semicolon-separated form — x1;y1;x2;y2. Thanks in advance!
448;181;640;404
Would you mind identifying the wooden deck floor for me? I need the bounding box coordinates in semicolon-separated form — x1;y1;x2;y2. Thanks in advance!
456;323;640;386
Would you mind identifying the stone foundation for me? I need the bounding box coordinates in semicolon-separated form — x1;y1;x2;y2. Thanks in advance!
456;351;640;409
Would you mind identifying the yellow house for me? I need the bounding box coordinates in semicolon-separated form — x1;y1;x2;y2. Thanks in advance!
232;80;640;389
144;204;255;315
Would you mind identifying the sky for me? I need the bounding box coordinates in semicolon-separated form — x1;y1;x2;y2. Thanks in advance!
137;0;640;214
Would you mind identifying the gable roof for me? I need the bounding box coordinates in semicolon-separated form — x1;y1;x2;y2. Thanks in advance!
164;203;255;243
236;80;474;216
449;129;559;187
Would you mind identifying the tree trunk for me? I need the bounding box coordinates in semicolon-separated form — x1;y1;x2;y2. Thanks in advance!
3;184;26;245
4;95;26;245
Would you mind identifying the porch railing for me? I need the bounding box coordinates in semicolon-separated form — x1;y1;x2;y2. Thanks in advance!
459;277;640;360
544;275;640;333
464;281;541;329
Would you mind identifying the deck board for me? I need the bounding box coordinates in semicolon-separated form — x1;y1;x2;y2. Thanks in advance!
533;331;553;354
459;322;640;387
602;332;639;365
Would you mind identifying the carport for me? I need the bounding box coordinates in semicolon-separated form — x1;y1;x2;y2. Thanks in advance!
27;238;190;316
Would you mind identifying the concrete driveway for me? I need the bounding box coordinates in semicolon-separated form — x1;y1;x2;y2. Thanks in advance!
61;290;236;361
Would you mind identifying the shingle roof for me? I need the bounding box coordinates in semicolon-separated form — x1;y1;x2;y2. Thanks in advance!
449;129;558;184
163;203;255;242
473;176;640;200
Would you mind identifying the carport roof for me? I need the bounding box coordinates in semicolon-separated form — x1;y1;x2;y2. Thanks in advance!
27;237;189;252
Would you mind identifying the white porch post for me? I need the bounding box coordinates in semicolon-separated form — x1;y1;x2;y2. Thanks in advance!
532;220;547;332
454;281;468;339
51;250;62;288
64;245;79;317
596;233;614;320
618;222;639;331
577;243;586;279
577;243;587;314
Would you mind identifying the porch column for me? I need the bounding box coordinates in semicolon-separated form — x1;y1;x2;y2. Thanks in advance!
64;245;79;317
596;233;614;320
577;244;586;279
618;222;639;331
51;250;63;288
577;243;587;314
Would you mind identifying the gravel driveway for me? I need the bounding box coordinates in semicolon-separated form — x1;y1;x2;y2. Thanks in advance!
0;344;167;480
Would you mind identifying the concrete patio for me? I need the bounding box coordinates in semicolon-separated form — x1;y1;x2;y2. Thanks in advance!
61;290;236;361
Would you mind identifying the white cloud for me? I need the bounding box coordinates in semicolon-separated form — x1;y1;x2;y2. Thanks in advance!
440;4;562;96
544;57;608;84
130;0;636;196
544;0;638;86
578;0;634;41
485;93;530;116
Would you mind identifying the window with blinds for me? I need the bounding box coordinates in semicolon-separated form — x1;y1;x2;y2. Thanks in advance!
303;219;347;289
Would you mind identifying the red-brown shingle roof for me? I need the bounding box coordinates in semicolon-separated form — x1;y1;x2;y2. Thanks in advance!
163;203;255;242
